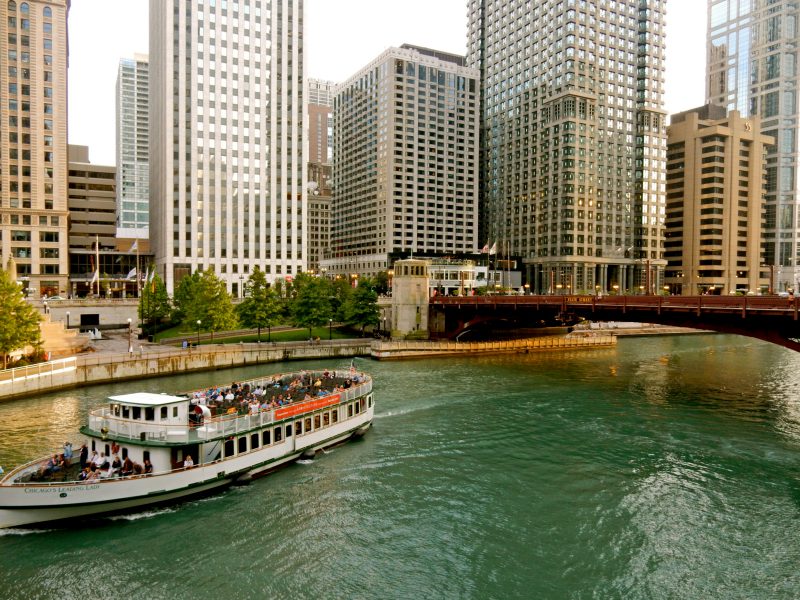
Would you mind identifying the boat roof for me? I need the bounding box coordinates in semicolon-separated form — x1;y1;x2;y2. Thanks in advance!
108;392;188;406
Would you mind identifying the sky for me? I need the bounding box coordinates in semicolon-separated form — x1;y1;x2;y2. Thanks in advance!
67;0;707;165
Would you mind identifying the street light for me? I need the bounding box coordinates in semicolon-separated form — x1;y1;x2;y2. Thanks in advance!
328;318;332;341
127;318;133;353
196;320;201;347
66;311;70;329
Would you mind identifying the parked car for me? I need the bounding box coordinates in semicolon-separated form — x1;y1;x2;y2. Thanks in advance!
46;295;65;301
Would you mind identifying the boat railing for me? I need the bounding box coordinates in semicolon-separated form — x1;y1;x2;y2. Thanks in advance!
86;376;372;444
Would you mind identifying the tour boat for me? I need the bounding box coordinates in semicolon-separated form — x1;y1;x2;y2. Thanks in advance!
0;368;374;529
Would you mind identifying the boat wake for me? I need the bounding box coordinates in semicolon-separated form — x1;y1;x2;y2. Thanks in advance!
296;459;315;465
106;506;180;522
0;527;55;536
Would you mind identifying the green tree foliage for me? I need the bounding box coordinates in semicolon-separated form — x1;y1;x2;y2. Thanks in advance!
373;270;390;295
329;276;352;321
174;269;238;333
138;271;171;332
237;267;282;340
291;273;333;337
0;269;42;368
344;278;379;335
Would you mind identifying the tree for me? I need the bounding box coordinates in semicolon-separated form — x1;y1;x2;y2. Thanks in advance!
174;269;239;336
291;273;332;338
138;271;171;334
329;276;352;322
344;278;379;336
0;269;42;368
237;267;282;341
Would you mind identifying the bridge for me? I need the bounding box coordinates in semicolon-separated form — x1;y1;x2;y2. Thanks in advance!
429;295;800;352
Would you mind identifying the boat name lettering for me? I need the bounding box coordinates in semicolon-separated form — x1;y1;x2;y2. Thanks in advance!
24;485;101;494
274;394;341;419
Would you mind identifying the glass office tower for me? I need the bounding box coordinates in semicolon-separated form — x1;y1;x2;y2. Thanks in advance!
707;0;800;292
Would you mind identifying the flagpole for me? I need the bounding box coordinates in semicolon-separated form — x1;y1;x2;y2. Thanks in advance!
95;234;100;297
135;242;140;298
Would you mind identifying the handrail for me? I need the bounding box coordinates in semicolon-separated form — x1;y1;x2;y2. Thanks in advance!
0;357;77;384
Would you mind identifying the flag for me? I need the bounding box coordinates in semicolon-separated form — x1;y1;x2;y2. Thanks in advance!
488;243;497;255
147;267;155;283
126;267;137;280
130;240;138;253
481;243;489;253
90;269;99;285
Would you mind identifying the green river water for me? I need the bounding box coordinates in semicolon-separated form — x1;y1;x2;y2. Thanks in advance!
0;334;799;599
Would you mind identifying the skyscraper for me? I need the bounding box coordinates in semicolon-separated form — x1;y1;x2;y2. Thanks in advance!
467;0;668;294
707;0;800;293
325;45;480;279
149;0;306;295
116;54;150;240
0;0;70;298
306;79;333;273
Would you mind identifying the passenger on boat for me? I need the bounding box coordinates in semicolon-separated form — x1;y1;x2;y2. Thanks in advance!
63;442;73;466
121;457;135;477
143;459;153;475
87;450;99;468
39;454;61;476
79;443;88;470
183;455;194;469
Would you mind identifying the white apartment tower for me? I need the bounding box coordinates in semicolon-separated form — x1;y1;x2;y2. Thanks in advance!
0;0;69;298
326;45;480;278
149;0;306;295
116;54;150;240
707;0;800;292
467;0;668;294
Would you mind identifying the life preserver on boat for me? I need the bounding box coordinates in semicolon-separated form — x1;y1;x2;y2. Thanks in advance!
100;426;109;440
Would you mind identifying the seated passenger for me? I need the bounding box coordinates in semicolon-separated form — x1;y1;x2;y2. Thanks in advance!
121;457;134;477
143;459;153;475
183;455;194;469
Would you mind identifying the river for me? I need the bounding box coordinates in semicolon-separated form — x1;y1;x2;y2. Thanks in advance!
1;334;799;599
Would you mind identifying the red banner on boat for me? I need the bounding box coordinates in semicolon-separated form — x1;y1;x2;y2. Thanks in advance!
275;394;341;420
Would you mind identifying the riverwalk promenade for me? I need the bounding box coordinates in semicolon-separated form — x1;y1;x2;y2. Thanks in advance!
0;326;706;401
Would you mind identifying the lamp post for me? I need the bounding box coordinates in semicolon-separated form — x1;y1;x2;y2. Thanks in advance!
43;301;48;315
239;274;244;299
382;317;387;337
328;318;332;341
387;269;394;296
66;311;70;329
127;318;133;353
196;320;201;347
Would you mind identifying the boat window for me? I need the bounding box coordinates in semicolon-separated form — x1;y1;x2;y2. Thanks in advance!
250;433;260;450
295;421;302;436
368;395;372;408
224;439;235;457
173;407;178;418
145;407;155;421
285;425;292;438
323;412;330;427
332;409;338;423
122;447;128;460
112;404;120;416
105;444;110;455
354;402;360;415
132;407;141;420
238;436;247;453
262;430;271;445
348;404;354;418
314;414;321;429
143;450;150;462
91;440;96;451
274;426;282;442
304;417;312;432
160;407;168;419
122;406;130;419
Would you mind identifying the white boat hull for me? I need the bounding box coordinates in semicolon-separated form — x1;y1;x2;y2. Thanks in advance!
0;408;373;529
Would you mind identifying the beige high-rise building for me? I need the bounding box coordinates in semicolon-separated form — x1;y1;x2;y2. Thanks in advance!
0;0;69;298
325;45;480;279
665;105;772;295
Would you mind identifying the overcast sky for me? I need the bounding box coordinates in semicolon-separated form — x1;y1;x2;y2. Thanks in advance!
67;0;707;165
